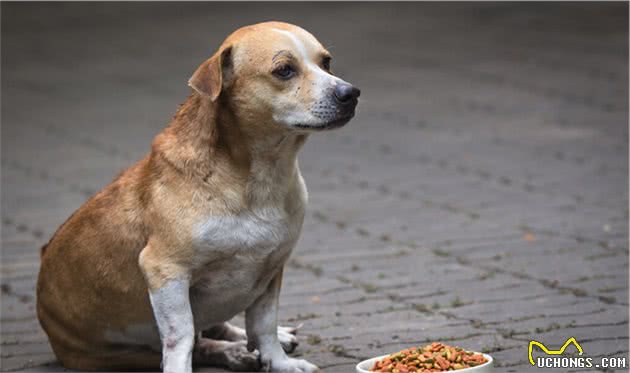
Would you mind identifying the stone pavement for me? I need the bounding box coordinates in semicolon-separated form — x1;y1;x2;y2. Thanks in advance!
1;3;628;372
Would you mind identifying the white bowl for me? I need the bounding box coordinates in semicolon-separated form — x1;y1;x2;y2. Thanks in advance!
356;352;493;373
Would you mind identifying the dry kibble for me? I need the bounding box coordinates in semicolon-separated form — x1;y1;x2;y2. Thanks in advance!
371;343;488;372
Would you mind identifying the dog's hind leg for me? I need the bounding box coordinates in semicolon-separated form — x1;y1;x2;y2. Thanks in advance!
194;337;260;371
202;322;299;353
202;322;247;341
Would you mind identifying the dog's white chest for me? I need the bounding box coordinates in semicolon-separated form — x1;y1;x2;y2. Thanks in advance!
190;205;305;326
193;206;300;254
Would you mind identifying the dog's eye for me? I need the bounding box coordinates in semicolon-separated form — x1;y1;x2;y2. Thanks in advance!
273;65;296;80
322;56;331;72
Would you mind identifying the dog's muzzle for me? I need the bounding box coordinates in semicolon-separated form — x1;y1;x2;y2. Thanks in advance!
299;83;360;130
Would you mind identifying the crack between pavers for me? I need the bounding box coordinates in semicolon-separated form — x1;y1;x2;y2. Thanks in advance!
517;225;628;255
1;358;59;373
479;307;610;326
38;123;133;160
453;256;622;306
497;320;629;340
3;158;96;198
510;334;629;344
375;332;495;349
318;361;358;370
402;51;623;112
0;339;48;346
282;285;356;298
0;314;39;323
368;105;625;170
2;215;47;242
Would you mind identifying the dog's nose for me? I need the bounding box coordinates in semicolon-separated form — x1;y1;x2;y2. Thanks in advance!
334;83;361;104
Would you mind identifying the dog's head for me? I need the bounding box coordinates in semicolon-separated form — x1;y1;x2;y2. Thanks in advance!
189;22;360;131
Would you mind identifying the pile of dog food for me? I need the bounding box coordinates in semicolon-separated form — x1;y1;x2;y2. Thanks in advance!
370;342;488;372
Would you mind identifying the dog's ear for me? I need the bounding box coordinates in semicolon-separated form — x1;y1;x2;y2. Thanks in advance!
188;46;233;101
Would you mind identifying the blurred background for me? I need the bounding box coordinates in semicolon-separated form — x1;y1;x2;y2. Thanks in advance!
1;2;628;372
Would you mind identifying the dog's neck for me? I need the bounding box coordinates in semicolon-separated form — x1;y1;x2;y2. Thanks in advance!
153;93;307;196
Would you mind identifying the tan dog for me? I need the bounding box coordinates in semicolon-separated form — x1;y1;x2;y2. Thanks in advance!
36;21;360;373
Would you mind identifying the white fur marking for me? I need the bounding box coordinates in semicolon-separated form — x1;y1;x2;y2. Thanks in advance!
193;208;291;253
246;268;319;372
272;29;308;61
272;28;332;85
149;279;194;373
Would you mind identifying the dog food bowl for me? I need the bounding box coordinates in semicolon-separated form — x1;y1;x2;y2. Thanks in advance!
356;352;493;373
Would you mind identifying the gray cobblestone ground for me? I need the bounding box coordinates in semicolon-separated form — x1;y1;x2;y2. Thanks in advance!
1;3;628;372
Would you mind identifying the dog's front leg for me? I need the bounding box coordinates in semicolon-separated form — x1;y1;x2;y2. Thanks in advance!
246;268;319;373
140;246;194;373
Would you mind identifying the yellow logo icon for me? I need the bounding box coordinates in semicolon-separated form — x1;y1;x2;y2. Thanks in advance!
528;337;584;365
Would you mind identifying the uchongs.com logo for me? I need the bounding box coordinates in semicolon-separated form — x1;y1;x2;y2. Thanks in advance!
528;337;627;370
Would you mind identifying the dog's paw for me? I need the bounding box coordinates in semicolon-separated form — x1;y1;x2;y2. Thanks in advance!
261;355;319;373
221;341;261;372
278;327;299;353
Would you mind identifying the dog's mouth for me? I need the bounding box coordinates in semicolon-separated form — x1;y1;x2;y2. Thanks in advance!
293;113;355;131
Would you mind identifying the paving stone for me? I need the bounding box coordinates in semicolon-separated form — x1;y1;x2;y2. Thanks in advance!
1;2;627;372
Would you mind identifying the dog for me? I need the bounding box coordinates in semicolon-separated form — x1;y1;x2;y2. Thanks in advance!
36;21;360;373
